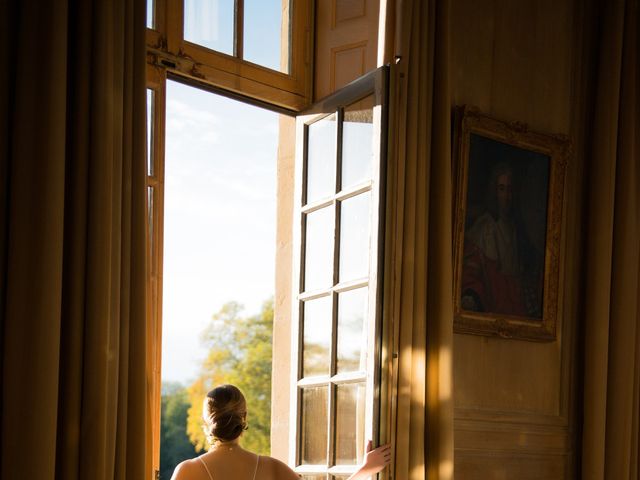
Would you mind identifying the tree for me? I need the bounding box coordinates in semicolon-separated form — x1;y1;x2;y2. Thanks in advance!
159;382;199;480
187;299;273;455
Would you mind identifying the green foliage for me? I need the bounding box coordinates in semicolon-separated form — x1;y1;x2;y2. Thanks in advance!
159;382;199;480
187;299;273;455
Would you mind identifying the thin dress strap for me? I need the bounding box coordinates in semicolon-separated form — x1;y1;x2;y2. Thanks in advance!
252;455;260;480
198;456;214;480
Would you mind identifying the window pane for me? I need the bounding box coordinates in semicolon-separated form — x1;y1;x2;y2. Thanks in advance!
335;383;366;465
301;386;328;465
341;96;374;189
146;0;155;29
184;0;234;56
146;89;154;176
303;297;332;377
304;207;334;291
244;0;287;72
339;193;370;282
336;288;368;374
147;186;154;266
306;115;337;204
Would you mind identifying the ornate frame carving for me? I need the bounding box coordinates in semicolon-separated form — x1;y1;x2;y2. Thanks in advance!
453;106;570;341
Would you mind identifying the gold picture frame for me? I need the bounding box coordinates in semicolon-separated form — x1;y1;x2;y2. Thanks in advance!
453;106;570;341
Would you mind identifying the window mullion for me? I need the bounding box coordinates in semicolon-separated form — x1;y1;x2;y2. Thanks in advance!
165;0;183;54
235;0;244;60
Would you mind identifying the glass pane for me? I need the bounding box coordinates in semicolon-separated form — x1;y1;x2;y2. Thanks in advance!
303;297;332;377
304;207;334;291
339;193;370;282
184;0;234;56
146;0;155;29
342;96;374;189
306;115;337;203
147;186;154;263
337;288;368;373
244;0;287;72
146;89;154;176
335;383;366;465
301;386;328;465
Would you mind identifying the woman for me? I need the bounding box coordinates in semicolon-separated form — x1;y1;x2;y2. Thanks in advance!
171;384;392;480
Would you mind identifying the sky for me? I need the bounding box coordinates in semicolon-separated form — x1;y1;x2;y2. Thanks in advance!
155;1;285;384
160;81;278;384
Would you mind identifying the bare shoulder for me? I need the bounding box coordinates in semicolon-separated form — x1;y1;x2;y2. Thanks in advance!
170;457;204;480
258;456;300;480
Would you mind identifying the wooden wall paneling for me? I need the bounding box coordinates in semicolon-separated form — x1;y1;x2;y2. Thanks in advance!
452;0;574;134
330;41;368;92
451;0;582;477
455;452;567;480
453;336;563;415
454;419;570;453
314;0;379;100
333;0;367;26
487;0;573;134
450;0;495;114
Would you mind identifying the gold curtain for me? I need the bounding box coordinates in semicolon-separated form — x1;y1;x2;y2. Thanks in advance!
0;1;150;479
390;0;453;479
582;0;639;478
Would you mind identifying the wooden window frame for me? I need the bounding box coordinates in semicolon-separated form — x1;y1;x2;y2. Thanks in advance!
146;0;313;112
146;63;167;479
289;66;389;478
145;2;312;474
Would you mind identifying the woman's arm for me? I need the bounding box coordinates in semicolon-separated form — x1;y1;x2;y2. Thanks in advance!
347;442;392;480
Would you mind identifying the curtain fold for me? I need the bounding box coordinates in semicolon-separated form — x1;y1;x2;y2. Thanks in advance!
391;0;453;479
0;1;149;479
582;0;639;479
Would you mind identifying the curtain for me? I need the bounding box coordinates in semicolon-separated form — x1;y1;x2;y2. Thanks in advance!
582;0;640;478
0;1;150;479
390;0;453;479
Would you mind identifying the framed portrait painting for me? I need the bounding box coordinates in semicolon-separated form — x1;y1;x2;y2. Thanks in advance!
453;106;570;341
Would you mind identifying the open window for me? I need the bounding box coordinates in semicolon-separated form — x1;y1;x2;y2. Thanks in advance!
145;2;389;477
289;66;389;479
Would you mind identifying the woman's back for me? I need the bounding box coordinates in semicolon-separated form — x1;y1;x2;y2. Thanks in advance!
172;384;390;480
171;447;299;480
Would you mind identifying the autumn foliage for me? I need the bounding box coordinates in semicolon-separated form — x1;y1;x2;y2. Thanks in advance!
186;299;273;454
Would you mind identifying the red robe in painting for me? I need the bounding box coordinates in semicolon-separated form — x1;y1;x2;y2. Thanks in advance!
461;213;536;317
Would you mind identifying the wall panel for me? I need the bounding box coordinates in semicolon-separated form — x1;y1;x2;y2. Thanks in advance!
451;0;584;477
314;0;379;100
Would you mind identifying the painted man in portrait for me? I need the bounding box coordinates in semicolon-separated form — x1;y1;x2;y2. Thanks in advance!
461;162;544;318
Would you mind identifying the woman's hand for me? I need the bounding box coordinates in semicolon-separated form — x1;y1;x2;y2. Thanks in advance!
348;441;392;479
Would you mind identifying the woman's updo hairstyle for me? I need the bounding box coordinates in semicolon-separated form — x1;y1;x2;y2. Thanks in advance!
203;384;248;444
